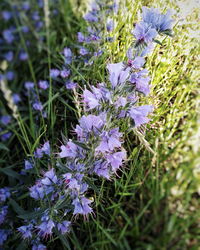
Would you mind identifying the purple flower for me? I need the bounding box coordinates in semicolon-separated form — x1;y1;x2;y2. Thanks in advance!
79;47;89;56
106;151;126;172
57;221;71;234
29;183;45;200
4;51;13;62
41;169;58;185
115;97;127;108
25;82;34;90
75;114;106;139
129;105;154;127
96;128;122;153
107;62;130;88
12;93;21;104
83;89;99;110
37;220;55;237
33;102;43;111
19;51;28;61
72;197;93;216
0;115;11;125
129;56;145;69
65;81;77;90
59;140;79;158
34;148;43;158
41;141;50;155
157;10;174;32
38;80;49;90
142;7;173;32
60;69;70;78
84;12;98;22
32;243;47;250
63;48;72;64
0;206;8;224
3;29;14;43
106;19;114;32
0;188;10;202
22;2;30;11
25;160;33;170
2;11;12;21
77;32;85;42
0;229;11;245
50;69;60;78
17;224;33;239
6;71;15;81
133;21;157;44
94;160;110;179
1;132;12;141
130;70;151;95
22;26;29;33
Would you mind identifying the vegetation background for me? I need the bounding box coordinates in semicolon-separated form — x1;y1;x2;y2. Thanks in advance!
0;0;199;249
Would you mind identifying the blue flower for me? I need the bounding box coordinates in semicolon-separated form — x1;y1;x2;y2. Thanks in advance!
41;141;50;155
29;183;45;200
4;51;13;62
96;128;122;153
2;11;12;21
24;82;34;90
6;71;15;81
37;220;55;237
142;7;173;32
38;80;49;90
33;102;43;111
83;89;100;110
0;188;10;202
17;224;33;239
63;48;72;64
0;206;8;224
84;12;98;22
59;140;79;158
72;197;93;216
0;229;11;245
130;69;151;96
106;19;114;32
25;160;33;170
41;169;58;186
0;115;11;126
60;69;70;78
107;62;130;88
12;93;21;104
106;151;126;172
94;160;110;179
129;105;154;127
57;221;71;234
133;21;157;44
34;148;43;158
50;69;60;78
65;81;77;90
1;132;12;141
77;32;85;42
129;56;145;69
79;47;89;56
19;51;28;61
32;243;47;250
3;29;14;44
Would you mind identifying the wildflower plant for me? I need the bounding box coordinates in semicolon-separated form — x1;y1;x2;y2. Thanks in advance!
0;0;175;249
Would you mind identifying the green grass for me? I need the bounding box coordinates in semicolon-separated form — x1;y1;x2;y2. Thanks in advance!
0;0;200;249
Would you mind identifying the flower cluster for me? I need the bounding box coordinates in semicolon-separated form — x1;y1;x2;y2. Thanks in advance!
0;1;174;248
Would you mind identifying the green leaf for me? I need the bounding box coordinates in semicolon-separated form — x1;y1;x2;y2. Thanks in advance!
18;208;46;220
9;198;25;215
153;39;162;45
0;143;9;151
0;168;23;180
